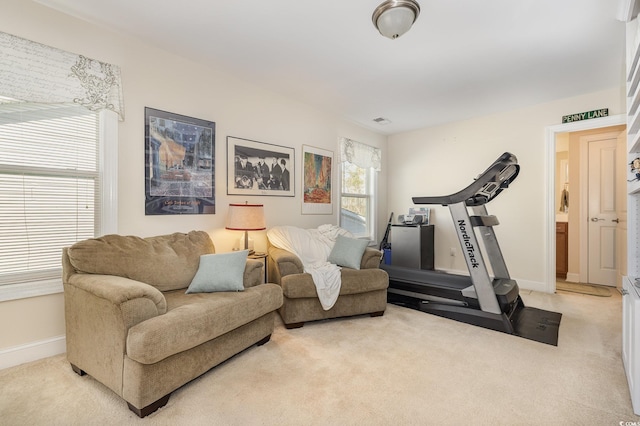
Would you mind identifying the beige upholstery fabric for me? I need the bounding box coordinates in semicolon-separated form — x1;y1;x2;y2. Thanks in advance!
277;289;388;325
63;231;283;416
280;268;388;299
267;244;388;326
127;284;282;364
243;259;263;288
66;231;214;292
122;313;276;410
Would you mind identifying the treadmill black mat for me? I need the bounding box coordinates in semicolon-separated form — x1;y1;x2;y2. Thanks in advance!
513;307;562;346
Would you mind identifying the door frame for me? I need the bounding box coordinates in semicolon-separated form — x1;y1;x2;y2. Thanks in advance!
544;114;626;293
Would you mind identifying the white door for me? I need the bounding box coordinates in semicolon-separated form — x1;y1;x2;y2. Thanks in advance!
587;134;621;286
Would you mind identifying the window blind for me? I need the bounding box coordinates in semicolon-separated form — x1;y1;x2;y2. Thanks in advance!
339;137;382;171
338;137;379;240
0;97;100;286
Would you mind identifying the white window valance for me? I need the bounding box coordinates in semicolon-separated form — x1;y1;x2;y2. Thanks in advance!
0;31;125;120
339;137;381;171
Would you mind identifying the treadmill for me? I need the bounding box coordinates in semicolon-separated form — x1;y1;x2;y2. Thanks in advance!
381;152;562;345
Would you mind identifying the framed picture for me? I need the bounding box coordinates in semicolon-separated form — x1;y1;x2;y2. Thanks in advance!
302;144;333;215
144;107;215;215
227;136;295;197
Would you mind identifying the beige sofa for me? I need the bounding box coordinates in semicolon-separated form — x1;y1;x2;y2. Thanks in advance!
62;231;283;417
267;245;388;328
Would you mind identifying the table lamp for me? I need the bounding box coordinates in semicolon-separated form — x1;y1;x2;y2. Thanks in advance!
225;202;266;254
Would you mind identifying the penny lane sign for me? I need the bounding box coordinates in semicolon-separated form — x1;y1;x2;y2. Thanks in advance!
562;108;608;123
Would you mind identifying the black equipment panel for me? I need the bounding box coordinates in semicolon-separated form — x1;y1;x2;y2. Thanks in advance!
412;152;520;206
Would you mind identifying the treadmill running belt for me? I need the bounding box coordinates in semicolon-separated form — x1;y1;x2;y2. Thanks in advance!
512;307;562;346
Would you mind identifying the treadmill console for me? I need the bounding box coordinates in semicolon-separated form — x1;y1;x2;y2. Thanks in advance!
412;152;520;207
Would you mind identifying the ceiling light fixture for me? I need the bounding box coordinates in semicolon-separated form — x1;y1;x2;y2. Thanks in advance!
372;0;420;40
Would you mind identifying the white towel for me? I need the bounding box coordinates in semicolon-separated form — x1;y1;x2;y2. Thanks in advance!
560;188;569;213
267;225;352;310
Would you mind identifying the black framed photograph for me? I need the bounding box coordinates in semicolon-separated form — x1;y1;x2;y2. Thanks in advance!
145;107;215;215
227;136;295;197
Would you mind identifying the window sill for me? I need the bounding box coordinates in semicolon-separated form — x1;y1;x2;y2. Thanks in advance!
0;279;63;302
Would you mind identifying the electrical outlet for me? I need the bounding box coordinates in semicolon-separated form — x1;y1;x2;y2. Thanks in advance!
450;247;456;256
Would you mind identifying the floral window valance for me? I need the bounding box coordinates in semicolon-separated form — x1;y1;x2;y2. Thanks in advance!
0;31;125;120
339;137;381;171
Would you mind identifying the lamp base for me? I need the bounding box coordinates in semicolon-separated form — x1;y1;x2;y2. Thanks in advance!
237;235;255;253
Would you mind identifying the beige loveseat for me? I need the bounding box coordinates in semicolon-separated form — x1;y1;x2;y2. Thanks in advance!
62;231;283;417
268;245;389;328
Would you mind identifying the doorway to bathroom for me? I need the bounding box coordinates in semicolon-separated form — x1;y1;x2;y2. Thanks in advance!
552;123;626;289
545;115;627;293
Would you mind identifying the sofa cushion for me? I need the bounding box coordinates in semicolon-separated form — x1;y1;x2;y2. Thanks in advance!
66;231;215;292
186;251;248;293
280;268;389;299
126;283;283;364
327;235;369;270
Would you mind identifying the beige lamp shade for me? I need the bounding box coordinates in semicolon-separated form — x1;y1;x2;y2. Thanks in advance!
225;203;266;231
225;203;266;253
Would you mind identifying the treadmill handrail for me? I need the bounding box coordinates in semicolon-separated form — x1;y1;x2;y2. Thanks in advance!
412;152;520;206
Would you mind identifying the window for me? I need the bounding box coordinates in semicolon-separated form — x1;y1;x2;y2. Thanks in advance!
340;161;375;240
338;137;381;241
0;97;117;300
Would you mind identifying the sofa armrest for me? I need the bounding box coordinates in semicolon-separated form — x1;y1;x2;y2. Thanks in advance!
244;259;263;287
66;274;167;327
268;246;304;284
361;247;383;269
63;273;168;395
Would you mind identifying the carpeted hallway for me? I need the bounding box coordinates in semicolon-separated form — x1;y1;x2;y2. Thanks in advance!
0;289;638;425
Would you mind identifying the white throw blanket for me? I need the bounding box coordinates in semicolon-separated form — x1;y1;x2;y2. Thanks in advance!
267;225;353;310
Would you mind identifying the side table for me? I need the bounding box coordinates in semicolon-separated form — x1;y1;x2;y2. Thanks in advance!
248;252;268;283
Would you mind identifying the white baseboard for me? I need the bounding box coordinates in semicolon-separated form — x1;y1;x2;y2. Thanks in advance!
0;335;66;370
516;278;548;293
565;273;580;283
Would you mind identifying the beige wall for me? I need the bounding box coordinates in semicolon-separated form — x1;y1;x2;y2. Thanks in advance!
0;0;388;355
386;88;625;291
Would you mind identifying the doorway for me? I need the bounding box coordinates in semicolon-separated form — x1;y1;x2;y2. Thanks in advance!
545;115;627;293
555;129;626;287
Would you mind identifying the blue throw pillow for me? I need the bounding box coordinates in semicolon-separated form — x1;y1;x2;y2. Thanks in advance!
327;235;369;270
185;250;248;293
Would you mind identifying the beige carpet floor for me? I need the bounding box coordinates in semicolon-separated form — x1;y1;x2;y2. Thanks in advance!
0;290;639;425
556;281;612;297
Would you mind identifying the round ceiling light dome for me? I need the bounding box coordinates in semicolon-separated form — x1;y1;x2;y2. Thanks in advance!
372;0;421;39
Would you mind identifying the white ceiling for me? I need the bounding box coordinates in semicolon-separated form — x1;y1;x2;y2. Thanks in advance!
37;0;627;135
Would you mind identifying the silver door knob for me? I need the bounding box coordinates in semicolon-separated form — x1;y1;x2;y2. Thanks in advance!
590;217;604;222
